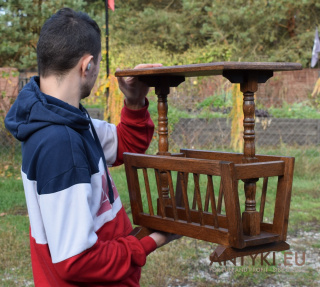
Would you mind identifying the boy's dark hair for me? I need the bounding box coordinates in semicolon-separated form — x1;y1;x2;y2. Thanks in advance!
37;8;101;77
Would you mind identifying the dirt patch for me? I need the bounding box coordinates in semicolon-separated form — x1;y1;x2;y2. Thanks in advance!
7;206;28;216
164;228;320;287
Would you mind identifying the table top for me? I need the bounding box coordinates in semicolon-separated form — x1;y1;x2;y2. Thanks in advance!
115;62;302;78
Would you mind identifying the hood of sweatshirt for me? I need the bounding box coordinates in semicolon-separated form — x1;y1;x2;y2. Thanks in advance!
5;76;90;141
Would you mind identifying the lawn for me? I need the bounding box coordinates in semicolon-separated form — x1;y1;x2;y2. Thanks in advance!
0;145;319;286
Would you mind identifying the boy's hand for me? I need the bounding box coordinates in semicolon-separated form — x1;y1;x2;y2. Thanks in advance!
116;63;162;109
149;231;182;248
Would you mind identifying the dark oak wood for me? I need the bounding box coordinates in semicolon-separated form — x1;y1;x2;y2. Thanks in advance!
119;61;300;261
217;180;224;214
143;168;154;216
123;153;223;175
272;156;295;241
220;162;244;248
234;162;285;179
167;171;179;221
155;169;166;218
179;149;285;163
240;75;260;236
115;62;302;79
129;227;154;239
210;241;290;263
138;214;230;245
260;177;268;223
207;176;219;228
154;85;172;208
123;152;292;248
179;171;192;223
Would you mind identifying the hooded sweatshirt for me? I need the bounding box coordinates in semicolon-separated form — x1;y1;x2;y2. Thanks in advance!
5;76;157;286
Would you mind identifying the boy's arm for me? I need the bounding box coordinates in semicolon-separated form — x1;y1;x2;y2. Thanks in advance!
114;98;154;166
90;98;154;167
93;63;161;166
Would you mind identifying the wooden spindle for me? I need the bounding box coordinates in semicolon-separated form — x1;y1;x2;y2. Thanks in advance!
207;175;219;228
193;173;204;226
155;85;171;204
217;180;224;214
155;169;166;218
204;177;211;212
192;186;197;210
156;85;170;156
167;171;178;221
260;177;268;223
179;172;191;223
240;75;260;236
241;77;258;163
143;168;154;216
175;171;188;208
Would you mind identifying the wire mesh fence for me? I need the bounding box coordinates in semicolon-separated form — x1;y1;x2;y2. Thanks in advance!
170;118;320;149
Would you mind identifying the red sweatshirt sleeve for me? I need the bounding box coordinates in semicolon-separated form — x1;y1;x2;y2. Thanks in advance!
113;98;154;166
54;232;157;283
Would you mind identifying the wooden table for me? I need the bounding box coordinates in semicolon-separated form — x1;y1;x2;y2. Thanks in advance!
115;62;302;261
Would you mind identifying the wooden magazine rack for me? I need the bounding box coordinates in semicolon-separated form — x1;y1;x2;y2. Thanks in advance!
115;62;302;261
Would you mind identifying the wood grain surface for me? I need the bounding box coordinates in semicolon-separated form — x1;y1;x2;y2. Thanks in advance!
115;62;302;78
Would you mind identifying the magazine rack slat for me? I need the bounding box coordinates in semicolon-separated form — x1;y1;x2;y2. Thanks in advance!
115;62;301;261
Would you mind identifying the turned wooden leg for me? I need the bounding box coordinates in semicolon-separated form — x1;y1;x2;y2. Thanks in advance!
155;85;171;204
242;178;260;235
156;85;170;157
240;76;260;236
241;77;258;163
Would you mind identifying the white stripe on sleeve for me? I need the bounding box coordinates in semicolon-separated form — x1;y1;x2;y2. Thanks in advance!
39;183;98;263
91;119;118;165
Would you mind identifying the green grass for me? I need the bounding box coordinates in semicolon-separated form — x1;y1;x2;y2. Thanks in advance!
0;178;32;287
269;101;320;119
0;178;25;212
0;218;33;287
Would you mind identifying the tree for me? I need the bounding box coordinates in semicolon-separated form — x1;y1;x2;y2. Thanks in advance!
109;0;320;67
1;0;320;69
201;0;320;66
0;0;88;70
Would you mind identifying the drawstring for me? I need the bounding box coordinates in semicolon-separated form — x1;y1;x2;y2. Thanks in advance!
83;107;115;204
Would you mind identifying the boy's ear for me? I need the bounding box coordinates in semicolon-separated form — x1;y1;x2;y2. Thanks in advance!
81;55;94;76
